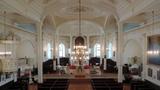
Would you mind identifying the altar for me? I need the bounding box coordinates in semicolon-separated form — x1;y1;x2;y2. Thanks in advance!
43;64;118;80
68;64;101;78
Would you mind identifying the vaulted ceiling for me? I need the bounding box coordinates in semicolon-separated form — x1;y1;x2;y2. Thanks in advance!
0;0;159;32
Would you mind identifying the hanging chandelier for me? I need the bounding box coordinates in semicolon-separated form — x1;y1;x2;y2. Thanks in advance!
71;0;89;62
0;11;19;44
0;11;17;73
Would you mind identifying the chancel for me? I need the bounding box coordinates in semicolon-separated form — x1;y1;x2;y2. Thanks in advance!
0;0;160;90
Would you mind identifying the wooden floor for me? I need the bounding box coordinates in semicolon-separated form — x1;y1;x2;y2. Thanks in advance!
68;79;130;90
28;80;130;90
29;72;130;90
68;79;92;90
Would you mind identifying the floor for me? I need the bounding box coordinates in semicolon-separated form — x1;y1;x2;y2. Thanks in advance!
29;71;130;90
68;79;92;90
123;84;131;90
68;79;130;90
43;72;118;79
28;79;131;90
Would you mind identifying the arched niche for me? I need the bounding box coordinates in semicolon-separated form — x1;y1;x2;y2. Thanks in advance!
123;39;142;64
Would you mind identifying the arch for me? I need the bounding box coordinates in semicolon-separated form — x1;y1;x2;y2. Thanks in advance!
42;15;56;32
123;39;143;64
104;15;118;33
124;39;141;50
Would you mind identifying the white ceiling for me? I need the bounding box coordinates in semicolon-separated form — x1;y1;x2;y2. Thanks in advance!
0;0;159;33
45;0;116;19
57;20;104;36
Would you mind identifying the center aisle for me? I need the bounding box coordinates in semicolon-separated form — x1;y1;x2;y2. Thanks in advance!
68;79;92;90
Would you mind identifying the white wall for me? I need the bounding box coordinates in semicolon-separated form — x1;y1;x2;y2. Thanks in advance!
123;39;142;64
16;40;35;58
124;21;160;86
0;19;37;66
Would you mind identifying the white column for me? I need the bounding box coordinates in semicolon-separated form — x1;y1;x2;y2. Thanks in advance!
70;35;72;64
142;33;147;80
115;32;118;61
36;22;43;83
56;34;60;65
104;32;107;57
87;35;90;50
100;35;103;65
100;34;105;65
104;58;107;70
106;33;109;58
103;34;106;70
87;35;90;64
53;32;57;71
54;33;57;58
117;22;123;83
52;32;55;58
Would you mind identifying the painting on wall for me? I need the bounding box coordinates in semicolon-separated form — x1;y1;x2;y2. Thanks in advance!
147;35;160;65
157;70;160;80
148;68;153;77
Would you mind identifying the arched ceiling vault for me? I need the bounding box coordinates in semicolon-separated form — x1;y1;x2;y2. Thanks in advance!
57;20;104;36
0;0;159;33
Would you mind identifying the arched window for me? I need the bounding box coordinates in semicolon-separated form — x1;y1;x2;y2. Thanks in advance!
47;43;51;59
108;42;113;58
94;43;101;57
59;43;65;57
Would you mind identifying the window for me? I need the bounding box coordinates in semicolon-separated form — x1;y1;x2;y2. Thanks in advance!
47;43;52;59
108;42;113;58
59;43;65;57
94;43;101;57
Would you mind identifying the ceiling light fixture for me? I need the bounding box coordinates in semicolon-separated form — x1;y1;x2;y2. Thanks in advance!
71;0;89;65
